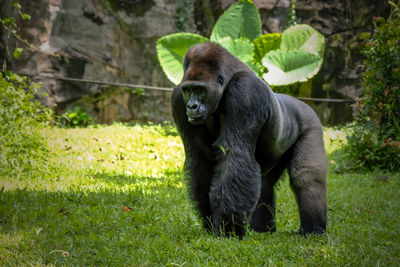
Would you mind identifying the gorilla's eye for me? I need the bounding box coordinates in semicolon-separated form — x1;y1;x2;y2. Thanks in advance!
217;74;224;85
184;58;190;70
182;87;190;95
182;88;191;99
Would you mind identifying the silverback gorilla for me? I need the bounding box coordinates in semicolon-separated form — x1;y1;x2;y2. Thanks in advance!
171;42;327;238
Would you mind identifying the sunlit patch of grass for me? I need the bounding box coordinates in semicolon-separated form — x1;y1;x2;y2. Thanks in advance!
0;124;399;265
323;127;347;154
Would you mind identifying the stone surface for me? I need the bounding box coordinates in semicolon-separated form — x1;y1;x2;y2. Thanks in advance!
1;0;179;123
0;0;391;125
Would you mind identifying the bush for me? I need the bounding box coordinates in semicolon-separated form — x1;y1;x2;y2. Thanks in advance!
0;72;53;179
62;106;93;128
343;2;400;171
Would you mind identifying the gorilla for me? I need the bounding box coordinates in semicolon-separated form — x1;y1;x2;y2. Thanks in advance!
171;42;327;238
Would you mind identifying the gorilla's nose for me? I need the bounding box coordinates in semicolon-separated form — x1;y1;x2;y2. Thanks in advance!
187;101;199;113
188;103;198;111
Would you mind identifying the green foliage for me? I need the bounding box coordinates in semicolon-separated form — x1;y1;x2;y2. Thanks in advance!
12;2;22;9
1;124;400;265
252;33;281;62
343;2;400;171
0;2;58;61
280;24;325;57
0;72;53;179
157;0;262;84
13;47;23;59
263;50;322;86
263;24;325;87
0;2;32;60
62;107;93;128
174;0;192;32
218;37;263;75
21;13;31;21
126;87;145;98
156;0;324;89
210;0;261;42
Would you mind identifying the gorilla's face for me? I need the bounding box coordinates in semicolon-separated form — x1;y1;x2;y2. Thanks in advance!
178;43;226;125
179;80;222;124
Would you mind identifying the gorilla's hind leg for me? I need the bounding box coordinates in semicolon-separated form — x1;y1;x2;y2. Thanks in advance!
288;128;327;235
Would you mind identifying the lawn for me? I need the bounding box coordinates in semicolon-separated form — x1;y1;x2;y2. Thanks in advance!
0;124;399;266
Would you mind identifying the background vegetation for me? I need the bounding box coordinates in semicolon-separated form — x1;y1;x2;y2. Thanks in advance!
157;0;325;92
343;2;400;171
0;72;53;180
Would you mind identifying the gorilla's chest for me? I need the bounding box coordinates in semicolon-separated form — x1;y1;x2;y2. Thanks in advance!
204;113;284;173
205;114;221;139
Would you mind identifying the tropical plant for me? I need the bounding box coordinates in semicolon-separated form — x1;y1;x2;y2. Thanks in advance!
62;107;94;128
156;0;325;87
343;1;400;171
262;24;324;86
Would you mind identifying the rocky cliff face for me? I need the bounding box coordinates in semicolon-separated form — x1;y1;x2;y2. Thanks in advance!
0;0;390;125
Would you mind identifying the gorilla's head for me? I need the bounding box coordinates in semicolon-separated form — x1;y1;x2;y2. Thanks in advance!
177;42;247;125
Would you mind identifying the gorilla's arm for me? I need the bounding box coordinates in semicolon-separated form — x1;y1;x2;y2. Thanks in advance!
209;72;269;237
171;88;215;230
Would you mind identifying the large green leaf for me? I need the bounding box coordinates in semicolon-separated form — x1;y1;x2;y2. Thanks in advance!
210;0;261;42
156;33;208;85
219;37;263;75
252;33;281;62
219;37;253;63
281;24;325;57
262;50;322;86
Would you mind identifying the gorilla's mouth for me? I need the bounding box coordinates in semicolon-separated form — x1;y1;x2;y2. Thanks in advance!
187;114;206;124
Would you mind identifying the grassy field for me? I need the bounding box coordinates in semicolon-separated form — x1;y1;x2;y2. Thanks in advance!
0;123;399;266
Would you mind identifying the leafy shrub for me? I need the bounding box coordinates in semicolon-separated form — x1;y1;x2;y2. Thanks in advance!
156;0;324;87
62;107;93;128
0;72;53;178
343;2;400;171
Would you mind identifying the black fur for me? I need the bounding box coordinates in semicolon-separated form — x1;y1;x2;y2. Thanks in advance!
172;42;327;238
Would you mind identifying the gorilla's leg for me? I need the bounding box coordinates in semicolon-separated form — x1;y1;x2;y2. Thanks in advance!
190;174;213;231
184;154;214;231
250;181;275;233
250;157;289;233
288;128;327;235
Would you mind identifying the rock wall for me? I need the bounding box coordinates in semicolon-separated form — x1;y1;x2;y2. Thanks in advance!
0;0;390;125
1;0;179;123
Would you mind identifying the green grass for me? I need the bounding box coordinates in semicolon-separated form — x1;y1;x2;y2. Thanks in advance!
0;124;399;266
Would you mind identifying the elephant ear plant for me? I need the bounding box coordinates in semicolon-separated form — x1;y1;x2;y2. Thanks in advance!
262;24;325;86
156;0;325;87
